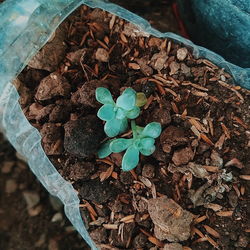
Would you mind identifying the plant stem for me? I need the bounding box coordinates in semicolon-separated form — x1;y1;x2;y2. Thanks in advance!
131;120;137;138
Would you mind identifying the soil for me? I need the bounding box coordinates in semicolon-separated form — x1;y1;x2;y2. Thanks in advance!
12;3;250;250
0;133;89;250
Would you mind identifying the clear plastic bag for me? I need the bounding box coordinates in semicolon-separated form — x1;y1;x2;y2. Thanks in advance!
0;0;249;249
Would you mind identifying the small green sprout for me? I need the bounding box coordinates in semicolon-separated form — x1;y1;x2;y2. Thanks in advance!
98;121;161;171
96;87;141;137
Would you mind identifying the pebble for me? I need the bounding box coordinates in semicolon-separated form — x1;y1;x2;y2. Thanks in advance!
95;48;109;62
164;243;183;250
177;47;188;61
22;191;40;209
28;205;42;217
160;126;188;153
172;146;194;166
5;179;17;194
148;196;194;242
51;212;63;222
35;72;71;101
142;164;155;179
169;61;180;75
1;161;15;174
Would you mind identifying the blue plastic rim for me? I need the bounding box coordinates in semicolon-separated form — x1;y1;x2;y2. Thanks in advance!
0;1;249;249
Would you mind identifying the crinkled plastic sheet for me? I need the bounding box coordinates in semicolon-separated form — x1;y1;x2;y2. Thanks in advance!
0;0;250;249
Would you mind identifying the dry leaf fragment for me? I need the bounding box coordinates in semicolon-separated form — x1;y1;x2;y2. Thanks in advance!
194;215;207;224
148;236;164;248
203;225;220;238
128;62;140;70
100;165;114;182
216;211;233;217
103;224;118;230
201;133;214;146
204;203;223;212
221;123;230;139
225;158;244;169
239;175;250;181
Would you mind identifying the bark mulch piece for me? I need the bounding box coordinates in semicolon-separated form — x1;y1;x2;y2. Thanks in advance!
17;4;250;250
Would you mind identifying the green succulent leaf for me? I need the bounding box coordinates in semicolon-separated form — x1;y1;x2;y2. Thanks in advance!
116;88;136;111
138;137;155;149
97;104;115;121
115;107;126;119
96;87;114;105
98;140;112;158
126;106;140;119
119;118;128;134
104;118;122;137
136;92;147;107
110;138;133;153
122;145;140;171
142;122;162;138
139;145;156;156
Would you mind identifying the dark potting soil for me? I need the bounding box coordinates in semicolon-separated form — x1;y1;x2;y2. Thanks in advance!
0;133;89;250
16;4;250;250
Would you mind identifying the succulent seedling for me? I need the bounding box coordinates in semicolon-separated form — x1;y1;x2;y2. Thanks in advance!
98;121;161;171
96;87;141;137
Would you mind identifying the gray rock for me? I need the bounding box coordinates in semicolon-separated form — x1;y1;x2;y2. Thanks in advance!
22;191;40;209
148;196;194;242
164;243;183;250
177;47;188;61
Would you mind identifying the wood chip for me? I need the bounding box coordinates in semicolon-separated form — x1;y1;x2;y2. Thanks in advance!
240;185;245;196
216;211;233;217
202;165;219;172
139;228;151;237
103;224;118;230
239;175;250;181
120;33;128;43
203;225;220;238
165;87;177;97
148;236;164;248
193;227;205;238
191;90;208;97
194;215;207;224
215;133;226;149
120;214;135;223
128;62;140;70
200;133;214;146
221;123;230;139
100;165;114;182
191;83;208;91
206;236;219;249
171;102;179;113
233;116;248;129
205;203;223;212
233;184;241;197
109;15;116;29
